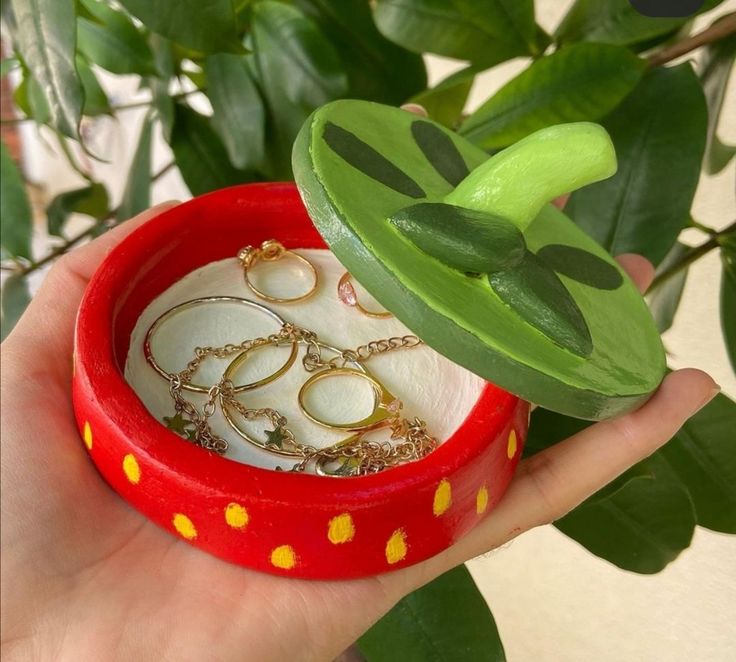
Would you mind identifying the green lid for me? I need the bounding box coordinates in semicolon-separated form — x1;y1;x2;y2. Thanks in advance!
292;100;665;420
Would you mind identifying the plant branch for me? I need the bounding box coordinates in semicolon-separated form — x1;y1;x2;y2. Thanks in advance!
648;220;736;293
647;12;736;68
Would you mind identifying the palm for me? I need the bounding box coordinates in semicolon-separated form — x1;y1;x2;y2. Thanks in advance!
1;205;717;662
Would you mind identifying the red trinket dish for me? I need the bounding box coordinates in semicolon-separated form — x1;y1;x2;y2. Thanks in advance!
72;182;528;579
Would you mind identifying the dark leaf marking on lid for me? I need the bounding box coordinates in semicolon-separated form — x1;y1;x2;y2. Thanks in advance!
323;122;425;199
411;120;470;187
536;244;623;290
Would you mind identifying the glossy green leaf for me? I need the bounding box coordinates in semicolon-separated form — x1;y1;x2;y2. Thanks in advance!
565;64;707;266
118;114;153;221
10;0;82;138
149;35;175;141
251;1;347;178
205;53;265;171
76;57;111;116
1;57;19;77
390;202;526;273
721;239;736;373
1;274;31;341
556;0;724;46
410;66;475;129
374;0;542;66
700;19;736;175
295;0;427;104
460;43;645;150
0;141;32;259
46;183;109;237
648;242;689;333
12;64;50;123
169;105;245;196
656;392;736;534
358;565;505;662
117;0;243;53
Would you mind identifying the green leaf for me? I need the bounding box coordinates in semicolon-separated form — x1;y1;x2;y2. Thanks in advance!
118;115;153;221
76;57;111;116
10;0;83;138
410;66;475;129
656;392;736;534
358;565;505;662
1;57;19;77
565;64;707;266
700;19;736;175
149;35;175;141
721;239;736;373
77;0;156;76
12;62;51;123
251;1;347;178
117;0;243;54
1;274;31;341
295;0;427;104
169;105;246;196
0;140;32;259
205;53;265;171
373;0;541;66
46;183;109;237
556;0;725;46
460;43;645;150
648;242;689;333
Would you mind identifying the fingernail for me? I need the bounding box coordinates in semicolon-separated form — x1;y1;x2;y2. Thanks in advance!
693;384;721;415
400;103;428;117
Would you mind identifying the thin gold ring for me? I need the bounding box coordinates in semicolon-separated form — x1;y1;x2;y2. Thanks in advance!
144;296;296;393
337;272;392;318
298;367;400;432
220;342;372;457
238;240;318;304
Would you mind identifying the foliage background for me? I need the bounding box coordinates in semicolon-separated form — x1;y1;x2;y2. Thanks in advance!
1;0;735;660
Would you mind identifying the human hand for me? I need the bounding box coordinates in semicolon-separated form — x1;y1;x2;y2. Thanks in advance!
1;204;719;661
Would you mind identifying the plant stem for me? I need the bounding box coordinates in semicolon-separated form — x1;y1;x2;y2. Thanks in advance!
647;220;736;293
647;12;736;67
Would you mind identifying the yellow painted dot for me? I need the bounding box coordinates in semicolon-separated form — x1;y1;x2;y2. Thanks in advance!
328;513;355;544
271;545;297;570
385;529;408;565
122;453;141;484
507;429;518;459
173;513;197;540
83;421;93;450
476;485;489;515
225;502;249;529
433;479;452;516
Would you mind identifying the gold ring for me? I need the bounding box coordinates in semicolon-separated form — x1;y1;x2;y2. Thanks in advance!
337;272;392;318
238;240;318;304
144;296;295;393
298;367;400;431
220;342;369;457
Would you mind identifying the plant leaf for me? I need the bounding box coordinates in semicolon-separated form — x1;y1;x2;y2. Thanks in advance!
46;182;109;237
1;56;19;77
374;0;542;66
410;65;475;129
205;53;265;171
168;105;246;196
10;0;83;138
118;114;153;221
77;0;156;76
647;241;690;333
358;565;506;662
0;140;32;259
721;238;736;374
76;56;111;116
149;35;175;141
699;18;736;175
565;64;707;266
295;0;427;104
1;274;31;341
117;0;243;53
460;43;645;150
13;62;51;123
251;0;347;178
555;0;725;46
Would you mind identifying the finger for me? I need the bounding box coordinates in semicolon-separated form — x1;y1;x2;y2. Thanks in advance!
615;253;655;293
400;103;428;117
552;193;570;210
3;202;179;382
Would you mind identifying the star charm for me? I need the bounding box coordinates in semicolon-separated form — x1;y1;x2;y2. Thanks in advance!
163;412;193;436
265;426;287;448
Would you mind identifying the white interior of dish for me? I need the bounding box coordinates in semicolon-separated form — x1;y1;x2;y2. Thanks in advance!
125;249;485;472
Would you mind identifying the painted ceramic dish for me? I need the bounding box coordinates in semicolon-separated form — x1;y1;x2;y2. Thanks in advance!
72;183;529;579
293;101;666;420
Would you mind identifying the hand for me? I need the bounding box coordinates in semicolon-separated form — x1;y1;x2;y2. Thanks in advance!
1;204;719;661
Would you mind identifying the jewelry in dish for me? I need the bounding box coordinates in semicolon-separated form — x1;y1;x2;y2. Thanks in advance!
337;271;392;318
